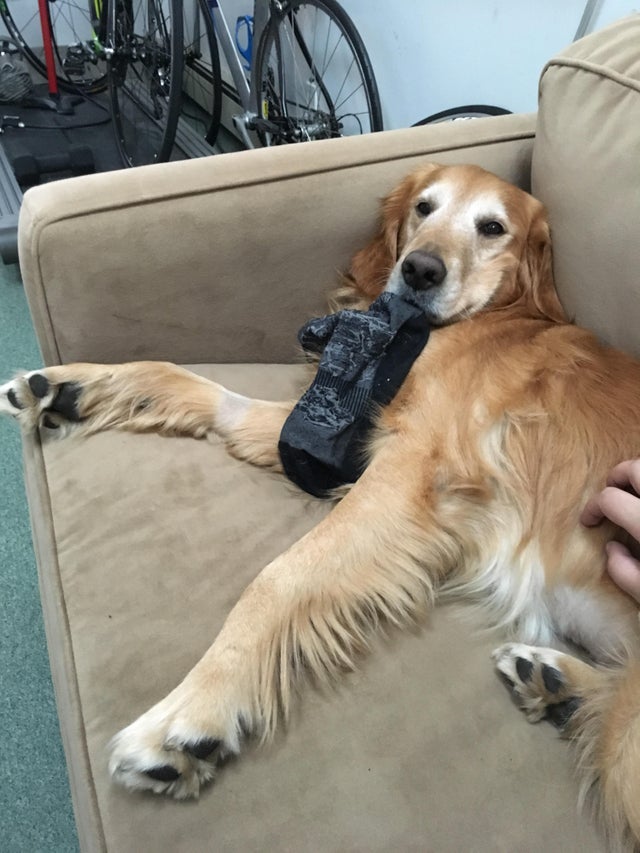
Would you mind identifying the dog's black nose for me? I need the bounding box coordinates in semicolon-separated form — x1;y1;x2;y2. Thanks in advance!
401;250;447;290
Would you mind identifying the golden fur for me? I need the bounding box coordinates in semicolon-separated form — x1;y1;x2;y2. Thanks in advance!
3;163;640;849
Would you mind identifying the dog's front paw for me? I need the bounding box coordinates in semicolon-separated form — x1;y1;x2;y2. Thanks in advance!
492;642;582;729
109;696;244;799
0;370;82;431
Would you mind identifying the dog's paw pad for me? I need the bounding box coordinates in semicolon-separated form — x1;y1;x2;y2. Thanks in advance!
541;663;564;694
182;738;221;761
144;765;182;782
6;388;24;410
48;382;83;421
545;697;582;728
27;372;50;398
515;656;534;683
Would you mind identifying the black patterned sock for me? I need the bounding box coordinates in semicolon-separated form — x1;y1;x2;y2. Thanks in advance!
279;292;431;496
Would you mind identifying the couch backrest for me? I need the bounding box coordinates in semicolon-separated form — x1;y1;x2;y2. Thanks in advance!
532;14;640;357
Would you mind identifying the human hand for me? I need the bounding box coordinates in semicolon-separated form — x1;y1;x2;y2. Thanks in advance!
580;459;640;603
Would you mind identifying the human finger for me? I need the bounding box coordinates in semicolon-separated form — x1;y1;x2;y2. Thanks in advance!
606;458;640;492
605;540;640;604
581;459;640;526
580;491;606;526
580;486;640;540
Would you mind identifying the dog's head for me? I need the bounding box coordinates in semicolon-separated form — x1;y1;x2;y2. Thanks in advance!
347;163;566;325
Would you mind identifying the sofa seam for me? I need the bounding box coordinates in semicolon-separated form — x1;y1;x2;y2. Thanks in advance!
26;433;107;852
19;198;62;364
540;56;640;95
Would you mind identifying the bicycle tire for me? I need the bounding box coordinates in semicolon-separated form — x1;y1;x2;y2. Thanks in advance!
412;105;511;125
254;0;382;145
0;0;108;94
180;0;222;147
108;0;183;166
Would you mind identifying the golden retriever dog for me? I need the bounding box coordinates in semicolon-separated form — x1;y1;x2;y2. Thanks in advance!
3;163;640;849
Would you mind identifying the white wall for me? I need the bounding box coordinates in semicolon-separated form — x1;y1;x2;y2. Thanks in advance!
347;0;584;126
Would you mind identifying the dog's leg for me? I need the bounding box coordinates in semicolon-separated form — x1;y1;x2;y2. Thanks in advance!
108;446;448;798
0;363;294;469
494;642;640;847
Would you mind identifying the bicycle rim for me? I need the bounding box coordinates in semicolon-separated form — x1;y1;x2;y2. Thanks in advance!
180;0;221;147
255;0;382;145
108;0;183;166
412;105;512;125
0;0;108;94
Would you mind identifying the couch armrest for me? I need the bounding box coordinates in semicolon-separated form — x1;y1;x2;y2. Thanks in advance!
532;15;640;358
18;113;536;366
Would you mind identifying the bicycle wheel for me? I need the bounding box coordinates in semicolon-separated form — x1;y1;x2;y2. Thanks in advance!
180;0;222;146
254;0;382;145
0;0;108;94
412;106;512;125
107;0;183;166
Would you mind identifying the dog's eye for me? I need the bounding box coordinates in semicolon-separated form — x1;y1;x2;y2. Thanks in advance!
416;201;432;217
478;220;505;237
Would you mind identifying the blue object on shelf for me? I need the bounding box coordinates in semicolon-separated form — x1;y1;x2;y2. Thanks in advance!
235;15;254;72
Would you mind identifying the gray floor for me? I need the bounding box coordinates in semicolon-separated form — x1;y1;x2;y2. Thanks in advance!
0;261;79;852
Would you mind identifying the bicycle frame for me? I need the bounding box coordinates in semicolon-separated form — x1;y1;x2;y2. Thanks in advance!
205;0;272;147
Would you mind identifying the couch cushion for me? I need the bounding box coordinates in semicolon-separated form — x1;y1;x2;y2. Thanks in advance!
532;14;640;356
26;363;604;851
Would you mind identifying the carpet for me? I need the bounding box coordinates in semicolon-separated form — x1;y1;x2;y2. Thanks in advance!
0;261;79;852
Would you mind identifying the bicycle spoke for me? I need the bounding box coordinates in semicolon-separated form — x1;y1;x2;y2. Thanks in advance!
319;28;343;80
330;55;355;110
333;68;367;113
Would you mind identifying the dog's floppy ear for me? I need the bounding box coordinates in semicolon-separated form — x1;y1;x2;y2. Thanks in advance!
338;164;440;308
517;204;566;323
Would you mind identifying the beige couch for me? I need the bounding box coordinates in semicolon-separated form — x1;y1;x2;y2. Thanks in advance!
16;16;640;852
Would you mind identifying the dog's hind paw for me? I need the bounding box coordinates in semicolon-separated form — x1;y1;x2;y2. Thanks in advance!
492;642;583;729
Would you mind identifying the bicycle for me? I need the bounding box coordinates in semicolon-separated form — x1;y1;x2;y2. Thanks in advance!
179;0;382;150
0;0;382;167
